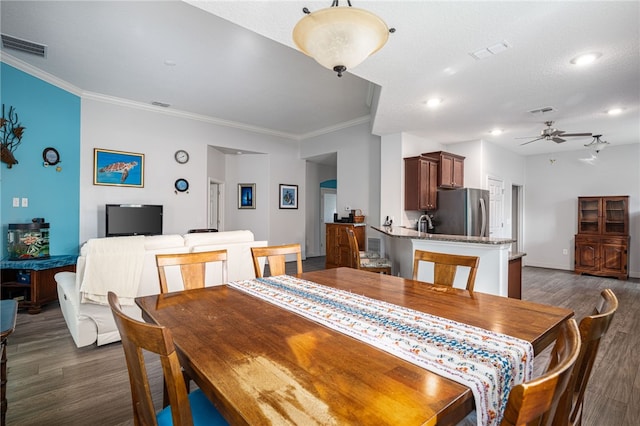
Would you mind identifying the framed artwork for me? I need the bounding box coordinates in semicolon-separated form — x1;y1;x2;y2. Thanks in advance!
94;148;144;188
238;183;256;209
279;184;298;209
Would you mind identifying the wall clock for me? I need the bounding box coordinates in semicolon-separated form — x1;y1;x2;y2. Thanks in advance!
42;147;60;166
174;178;189;193
174;150;189;164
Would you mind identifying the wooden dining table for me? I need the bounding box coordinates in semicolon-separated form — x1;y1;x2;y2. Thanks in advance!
136;267;573;425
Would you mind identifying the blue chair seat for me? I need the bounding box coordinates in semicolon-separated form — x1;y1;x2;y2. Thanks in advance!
156;388;228;426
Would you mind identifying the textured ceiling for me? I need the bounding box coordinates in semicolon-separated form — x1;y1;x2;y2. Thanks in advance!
1;0;638;158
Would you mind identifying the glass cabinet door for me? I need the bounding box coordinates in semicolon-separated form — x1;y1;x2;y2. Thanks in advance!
603;197;629;235
578;197;601;234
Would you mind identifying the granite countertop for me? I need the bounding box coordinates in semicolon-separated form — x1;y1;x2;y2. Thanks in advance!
371;225;516;245
509;252;527;261
327;222;367;227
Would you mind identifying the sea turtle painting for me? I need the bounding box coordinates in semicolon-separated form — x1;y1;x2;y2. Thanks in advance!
99;161;138;183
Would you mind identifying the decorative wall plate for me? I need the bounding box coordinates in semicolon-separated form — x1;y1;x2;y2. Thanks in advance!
174;178;189;192
43;147;60;166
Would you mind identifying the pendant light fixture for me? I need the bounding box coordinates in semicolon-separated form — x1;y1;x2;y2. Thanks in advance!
293;1;393;77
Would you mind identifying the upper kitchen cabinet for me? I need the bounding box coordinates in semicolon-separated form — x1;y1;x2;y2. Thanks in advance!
422;151;465;189
404;156;438;211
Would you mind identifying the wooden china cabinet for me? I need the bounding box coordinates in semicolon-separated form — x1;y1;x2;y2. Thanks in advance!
574;196;629;280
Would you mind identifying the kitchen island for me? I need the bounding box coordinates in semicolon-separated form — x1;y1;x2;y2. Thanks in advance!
372;226;515;297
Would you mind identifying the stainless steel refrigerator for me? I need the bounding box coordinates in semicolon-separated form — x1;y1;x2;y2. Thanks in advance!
434;188;490;237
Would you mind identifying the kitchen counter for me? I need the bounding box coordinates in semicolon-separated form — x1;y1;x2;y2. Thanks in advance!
372;226;514;297
371;226;515;245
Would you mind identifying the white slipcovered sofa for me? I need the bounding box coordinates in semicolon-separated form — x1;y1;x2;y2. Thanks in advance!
55;230;267;348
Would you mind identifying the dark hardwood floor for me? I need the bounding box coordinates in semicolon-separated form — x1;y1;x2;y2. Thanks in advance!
4;260;639;425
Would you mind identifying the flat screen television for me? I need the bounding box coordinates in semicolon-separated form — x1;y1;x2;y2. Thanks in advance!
105;204;163;237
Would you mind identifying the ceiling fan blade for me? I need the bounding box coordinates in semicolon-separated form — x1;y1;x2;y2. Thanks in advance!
550;130;564;137
515;136;538;139
552;137;566;143
520;137;543;146
561;132;592;137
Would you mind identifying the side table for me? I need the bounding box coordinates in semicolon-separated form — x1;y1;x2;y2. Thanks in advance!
1;255;77;314
1;299;17;425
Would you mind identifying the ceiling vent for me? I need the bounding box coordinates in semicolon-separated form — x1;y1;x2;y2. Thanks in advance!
528;106;556;115
1;34;47;57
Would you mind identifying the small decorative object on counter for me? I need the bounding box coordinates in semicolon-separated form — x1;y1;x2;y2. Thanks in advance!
352;209;365;223
7;219;50;260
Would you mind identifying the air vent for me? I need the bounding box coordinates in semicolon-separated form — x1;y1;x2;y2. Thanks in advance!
367;238;381;253
151;101;170;108
1;34;47;57
528;106;556;115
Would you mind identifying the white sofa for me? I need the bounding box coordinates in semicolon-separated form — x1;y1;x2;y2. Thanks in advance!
55;230;267;348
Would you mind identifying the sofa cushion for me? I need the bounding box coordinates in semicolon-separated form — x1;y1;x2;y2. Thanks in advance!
182;230;255;247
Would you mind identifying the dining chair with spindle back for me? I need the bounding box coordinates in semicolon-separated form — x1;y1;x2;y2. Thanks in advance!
156;250;228;294
501;318;581;426
412;250;479;291
251;244;302;278
345;228;392;274
552;288;618;426
108;292;228;426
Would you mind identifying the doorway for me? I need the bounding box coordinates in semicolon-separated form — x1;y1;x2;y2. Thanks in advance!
487;176;505;238
208;179;224;231
511;185;523;253
320;188;337;254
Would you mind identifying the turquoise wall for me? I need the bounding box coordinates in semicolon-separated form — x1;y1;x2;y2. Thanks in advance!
0;63;81;256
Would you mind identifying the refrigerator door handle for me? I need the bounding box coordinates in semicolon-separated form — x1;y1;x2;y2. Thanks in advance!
479;197;487;237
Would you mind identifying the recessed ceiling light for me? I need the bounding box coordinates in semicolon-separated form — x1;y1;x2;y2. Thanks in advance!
607;107;623;115
426;98;443;108
570;52;601;66
490;129;503;136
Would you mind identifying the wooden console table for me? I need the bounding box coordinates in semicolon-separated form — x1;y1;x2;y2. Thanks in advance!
1;255;77;314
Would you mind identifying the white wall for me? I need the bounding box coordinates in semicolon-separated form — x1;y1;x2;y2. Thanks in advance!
80;98;305;249
524;144;639;277
300;121;380;241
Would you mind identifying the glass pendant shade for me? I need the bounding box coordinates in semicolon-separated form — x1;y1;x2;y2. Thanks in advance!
293;6;389;76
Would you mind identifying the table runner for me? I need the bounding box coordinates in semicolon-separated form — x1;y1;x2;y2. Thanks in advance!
228;275;533;426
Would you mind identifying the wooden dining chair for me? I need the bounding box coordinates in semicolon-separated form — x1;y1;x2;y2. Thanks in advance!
251;243;302;277
412;250;480;291
107;292;228;426
345;228;392;274
552;289;618;426
156;250;228;294
501;318;581;426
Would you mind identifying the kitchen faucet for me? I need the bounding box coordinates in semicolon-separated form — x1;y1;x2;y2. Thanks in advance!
418;214;434;233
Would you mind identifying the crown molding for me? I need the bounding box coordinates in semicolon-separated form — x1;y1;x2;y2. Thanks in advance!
2;52;370;142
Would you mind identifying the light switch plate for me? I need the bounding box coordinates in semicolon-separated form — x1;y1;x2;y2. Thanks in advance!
13;197;19;207
21;197;28;207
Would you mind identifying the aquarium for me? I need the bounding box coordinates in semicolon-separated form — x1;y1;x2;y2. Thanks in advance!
7;222;50;260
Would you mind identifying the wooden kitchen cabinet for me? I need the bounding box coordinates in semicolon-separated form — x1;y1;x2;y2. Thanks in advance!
404;156;438;211
422;151;465;189
575;196;629;279
325;223;366;269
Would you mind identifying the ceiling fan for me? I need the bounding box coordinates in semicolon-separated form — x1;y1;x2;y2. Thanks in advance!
518;121;592;146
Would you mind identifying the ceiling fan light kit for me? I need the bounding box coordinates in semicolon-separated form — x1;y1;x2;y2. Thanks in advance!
292;1;392;77
584;135;610;153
